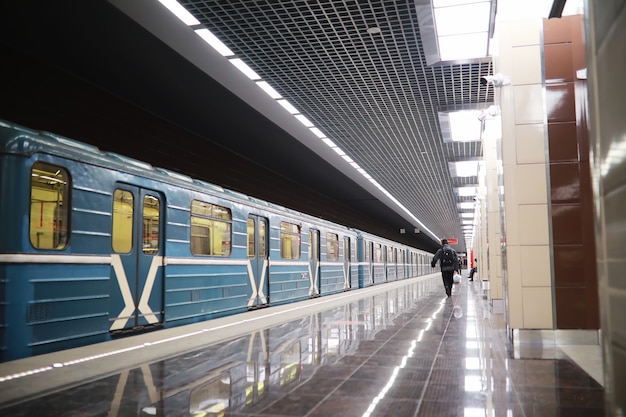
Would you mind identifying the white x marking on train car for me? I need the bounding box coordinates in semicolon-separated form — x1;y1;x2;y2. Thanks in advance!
247;259;269;307
110;254;163;331
308;263;319;296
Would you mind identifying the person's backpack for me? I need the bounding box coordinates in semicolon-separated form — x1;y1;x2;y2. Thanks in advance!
441;247;455;267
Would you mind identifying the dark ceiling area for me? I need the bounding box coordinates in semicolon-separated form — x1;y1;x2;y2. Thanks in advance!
0;1;495;254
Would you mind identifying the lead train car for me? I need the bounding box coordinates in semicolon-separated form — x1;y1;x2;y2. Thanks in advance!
0;120;433;362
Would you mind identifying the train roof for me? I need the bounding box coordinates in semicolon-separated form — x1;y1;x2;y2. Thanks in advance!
0;120;354;231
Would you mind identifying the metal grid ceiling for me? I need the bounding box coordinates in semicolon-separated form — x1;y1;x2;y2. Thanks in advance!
181;0;494;250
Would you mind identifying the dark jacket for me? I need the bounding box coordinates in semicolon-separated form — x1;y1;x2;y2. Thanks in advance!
431;244;458;272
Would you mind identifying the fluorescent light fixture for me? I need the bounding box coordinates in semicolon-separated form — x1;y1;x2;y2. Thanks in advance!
460;213;474;218
333;147;346;157
439;32;489;61
449;161;479;177
458;202;475;210
342;155;354;163
322;138;337;147
294;114;314;127
417;0;493;64
439;110;482;142
310;127;326;138
256;81;282;99
229;58;260;80
455;186;477;197
433;2;490;36
195;29;234;56
277;99;299;114
158;0;200;25
462;219;474;225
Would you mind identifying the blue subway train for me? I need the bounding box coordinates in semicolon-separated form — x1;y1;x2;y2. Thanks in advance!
0;120;434;362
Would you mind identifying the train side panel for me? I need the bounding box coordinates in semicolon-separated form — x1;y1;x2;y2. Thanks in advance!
0;121;434;362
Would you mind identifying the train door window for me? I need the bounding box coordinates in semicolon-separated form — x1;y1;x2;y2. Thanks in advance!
343;236;350;261
30;162;70;250
374;243;382;262
326;233;339;261
142;195;160;254
112;189;133;253
259;219;267;258
280;221;301;259
190;200;232;256
247;218;255;257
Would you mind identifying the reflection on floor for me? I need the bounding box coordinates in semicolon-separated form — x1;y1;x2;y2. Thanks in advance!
0;275;605;416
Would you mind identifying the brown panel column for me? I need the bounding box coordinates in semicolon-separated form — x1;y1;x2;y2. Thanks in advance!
543;15;599;329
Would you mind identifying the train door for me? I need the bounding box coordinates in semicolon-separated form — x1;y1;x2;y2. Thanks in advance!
247;215;269;308
309;229;320;297
383;245;388;282
109;185;164;332
343;236;351;290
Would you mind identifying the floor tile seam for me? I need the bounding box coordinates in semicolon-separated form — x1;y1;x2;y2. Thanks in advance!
409;287;463;417
294;287;448;417
246;280;449;416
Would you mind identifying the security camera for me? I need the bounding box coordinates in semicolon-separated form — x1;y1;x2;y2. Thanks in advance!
480;73;511;87
477;105;501;121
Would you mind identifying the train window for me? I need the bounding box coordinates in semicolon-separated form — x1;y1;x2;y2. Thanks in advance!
142;195;160;254
280;221;300;259
30;162;70;249
190;200;232;256
259;219;267;258
247;218;255;257
374;243;382;262
326;233;339;261
112;189;133;253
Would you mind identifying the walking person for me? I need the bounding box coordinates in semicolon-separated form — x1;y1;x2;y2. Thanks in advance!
431;239;458;297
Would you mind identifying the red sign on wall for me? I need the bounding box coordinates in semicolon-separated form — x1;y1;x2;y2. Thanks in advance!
443;238;458;245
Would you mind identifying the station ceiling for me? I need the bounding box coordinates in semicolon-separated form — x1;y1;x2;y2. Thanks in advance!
0;1;495;254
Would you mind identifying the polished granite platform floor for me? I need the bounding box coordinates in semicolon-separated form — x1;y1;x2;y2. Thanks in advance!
0;274;605;416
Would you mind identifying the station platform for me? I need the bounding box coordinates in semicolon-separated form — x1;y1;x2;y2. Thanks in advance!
0;273;605;416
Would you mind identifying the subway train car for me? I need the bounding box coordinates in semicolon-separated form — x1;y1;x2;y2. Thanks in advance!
0;120;434;362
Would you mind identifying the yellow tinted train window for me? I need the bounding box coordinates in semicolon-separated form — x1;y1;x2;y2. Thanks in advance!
247;218;255;257
30;162;69;249
112;189;133;253
280;221;300;259
326;233;339;261
259;219;267;258
190;200;232;256
142;195;160;254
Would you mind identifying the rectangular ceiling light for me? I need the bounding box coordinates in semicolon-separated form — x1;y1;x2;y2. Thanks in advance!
195;29;234;57
294;114;314;127
158;0;200;25
456;186;477;197
416;0;495;64
458;202;475;210
439;110;482;142
433;2;491;36
460;212;474;218
256;81;282;99
439;32;489;61
428;0;493;62
449;161;479;177
277;99;299;114
310;127;326;138
229;58;260;80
